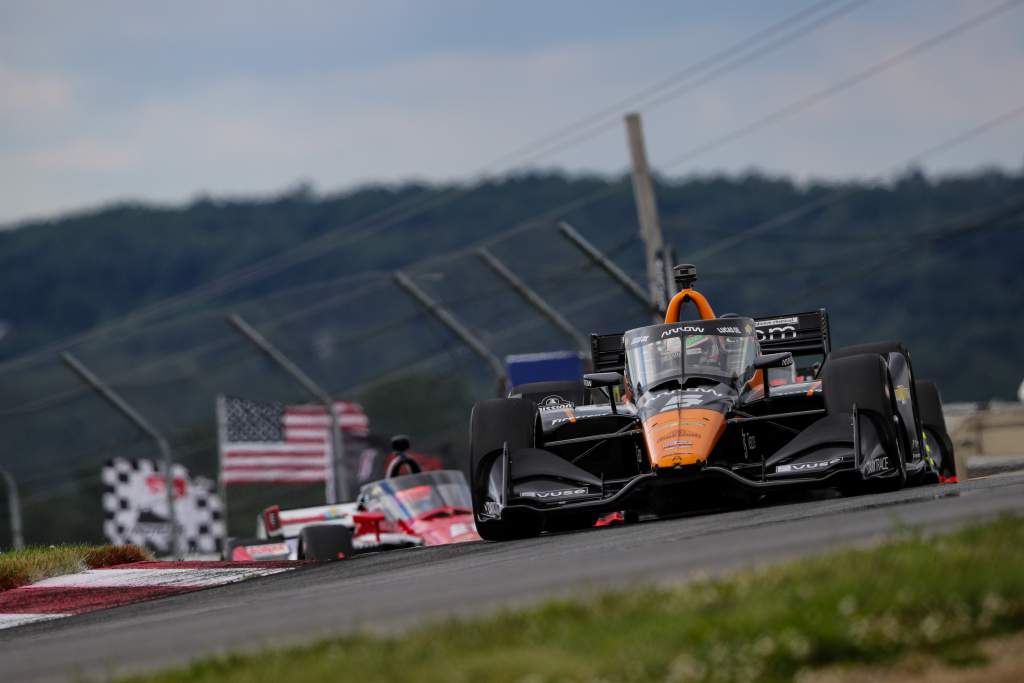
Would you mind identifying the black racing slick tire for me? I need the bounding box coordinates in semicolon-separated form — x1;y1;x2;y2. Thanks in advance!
823;353;907;490
468;398;544;541
831;342;932;484
298;524;354;561
916;380;957;479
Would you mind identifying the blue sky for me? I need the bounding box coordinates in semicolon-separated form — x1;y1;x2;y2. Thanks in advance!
1;0;1022;225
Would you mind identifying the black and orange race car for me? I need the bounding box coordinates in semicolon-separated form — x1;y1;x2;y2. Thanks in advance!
467;264;957;540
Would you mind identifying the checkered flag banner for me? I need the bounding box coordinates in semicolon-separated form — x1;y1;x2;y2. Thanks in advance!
102;458;225;556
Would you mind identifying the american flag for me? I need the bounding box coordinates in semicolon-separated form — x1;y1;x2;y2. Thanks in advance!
217;395;369;485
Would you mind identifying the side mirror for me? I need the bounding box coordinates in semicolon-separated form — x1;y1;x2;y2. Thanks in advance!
582;372;624;388
582;372;624;415
753;352;793;371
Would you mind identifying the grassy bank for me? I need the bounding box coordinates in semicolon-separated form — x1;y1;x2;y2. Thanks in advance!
120;517;1024;683
0;545;150;591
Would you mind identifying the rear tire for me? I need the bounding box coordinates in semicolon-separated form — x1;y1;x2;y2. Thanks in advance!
468;399;544;541
298;525;354;561
829;341;907;361
916;380;956;479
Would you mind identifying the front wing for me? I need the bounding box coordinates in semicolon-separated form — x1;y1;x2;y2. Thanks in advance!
475;410;907;522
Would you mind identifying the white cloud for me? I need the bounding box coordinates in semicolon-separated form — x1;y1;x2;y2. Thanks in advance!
0;0;1022;225
26;137;136;172
0;66;70;114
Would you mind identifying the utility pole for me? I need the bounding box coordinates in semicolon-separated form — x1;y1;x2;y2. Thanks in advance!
62;352;181;558
625;112;674;321
0;467;23;550
227;314;348;503
393;271;508;394
557;221;658;315
475;247;590;361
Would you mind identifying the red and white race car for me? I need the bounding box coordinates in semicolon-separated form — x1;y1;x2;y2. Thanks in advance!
226;461;480;561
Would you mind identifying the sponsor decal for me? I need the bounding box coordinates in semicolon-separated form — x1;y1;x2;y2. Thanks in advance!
520;488;588;499
661;325;705;338
483;501;502;517
549;411;607;426
659;387;726;409
682;387;725;398
628;335;651;346
754;316;799;328
538;395;575;412
716;326;742;334
245;542;291;557
756;326;797;342
894;385;911;404
863;456;891;475
776;457;842;474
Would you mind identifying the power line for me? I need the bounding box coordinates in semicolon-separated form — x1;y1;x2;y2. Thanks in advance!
485;0;871;167
661;0;1024;170
5;0;1018;380
802;198;1024;298
688;101;1024;261
0;1;866;376
0;250;625;417
419;1;1024;273
2;92;1018;419
3;3;1019;443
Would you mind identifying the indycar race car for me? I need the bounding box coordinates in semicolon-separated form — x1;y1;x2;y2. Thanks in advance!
227;437;480;561
468;264;957;541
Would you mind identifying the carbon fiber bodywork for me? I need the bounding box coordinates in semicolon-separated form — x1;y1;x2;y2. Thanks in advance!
472;310;940;526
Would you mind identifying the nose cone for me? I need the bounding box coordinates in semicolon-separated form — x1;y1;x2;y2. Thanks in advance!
643;408;725;468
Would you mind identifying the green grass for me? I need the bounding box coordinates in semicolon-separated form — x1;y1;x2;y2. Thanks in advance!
0;544;150;591
118;517;1024;683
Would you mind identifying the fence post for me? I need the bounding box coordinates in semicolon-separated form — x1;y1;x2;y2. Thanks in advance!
476;247;590;361
227;314;348;503
0;468;24;550
394;271;508;394
557;221;657;314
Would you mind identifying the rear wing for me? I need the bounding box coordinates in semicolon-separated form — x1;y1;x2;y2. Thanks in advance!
259;503;358;539
753;309;831;357
591;333;625;373
592;308;830;373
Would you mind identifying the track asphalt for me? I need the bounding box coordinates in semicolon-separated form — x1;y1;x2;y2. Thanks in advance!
3;471;1024;682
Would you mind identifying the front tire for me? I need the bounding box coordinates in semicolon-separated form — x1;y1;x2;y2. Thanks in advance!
824;353;906;491
298;524;354;561
468;399;544;541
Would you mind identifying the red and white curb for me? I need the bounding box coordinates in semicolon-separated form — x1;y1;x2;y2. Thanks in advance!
0;561;302;630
